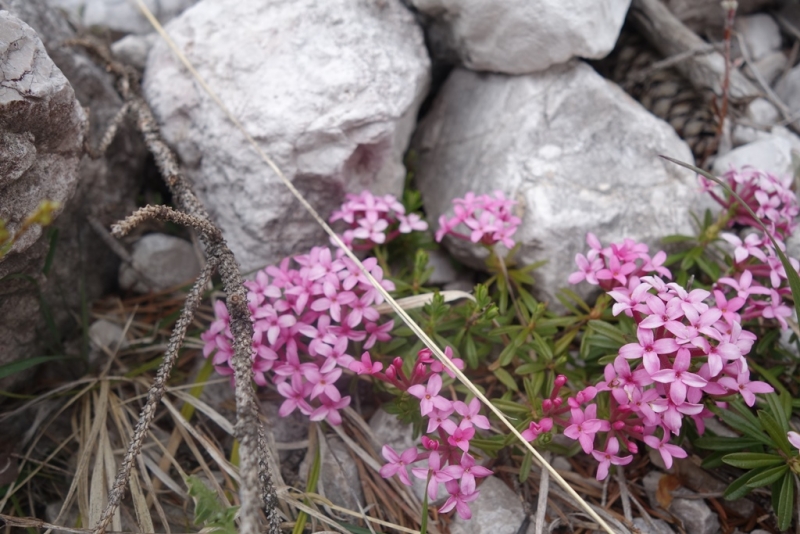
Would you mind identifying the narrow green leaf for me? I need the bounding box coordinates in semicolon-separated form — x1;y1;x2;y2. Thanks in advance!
745;464;788;488
718;410;771;446
694;436;763;451
493;367;519;391
722;452;785;469
758;410;792;455
774;472;795;532
519;450;532;483
724;467;766;500
492;399;531;415
420;476;429;534
516;362;546;375
765;394;789;434
42;227;59;275
661;234;695;244
680;246;703;270
587;320;627;345
0;355;71;380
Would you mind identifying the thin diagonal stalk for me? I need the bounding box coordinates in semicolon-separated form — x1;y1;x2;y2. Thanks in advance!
93;257;218;534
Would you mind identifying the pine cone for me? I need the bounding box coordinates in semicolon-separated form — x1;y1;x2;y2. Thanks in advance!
593;29;719;160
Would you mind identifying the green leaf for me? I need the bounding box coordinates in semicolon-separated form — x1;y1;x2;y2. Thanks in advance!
661;234;695;244
553;330;577;357
758;410;793;455
722;452;785;469
492;399;531;415
0;355;71;380
764;393;789;434
718;409;771;446
42;227;59;275
515;362;546;375
531;332;554;361
745;464;788;488
519;450;532;483
680;246;703;270
493;367;519;391
694;436;763;451
724;467;764;500
774;472;795;532
587;320;627;345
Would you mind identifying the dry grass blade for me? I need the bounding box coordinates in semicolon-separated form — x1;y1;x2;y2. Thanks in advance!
93;257;219;534
128;466;154;534
43;381;111;534
159;398;240;484
167;389;234;435
131;2;611;530
372;290;476;315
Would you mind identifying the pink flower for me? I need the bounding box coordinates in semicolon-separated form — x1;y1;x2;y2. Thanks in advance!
276;374;312;417
398;213;428;233
411;451;462;500
563;405;609;454
521;418;554;442
349;351;383;375
591;437;633;480
448;426;476;452
643;434;687;469
408;374;452;416
439;478;480;520
364;319;393;349
717;370;774;407
788;431;800;452
619;327;679;375
454;398;491;430
458;452;492;488
650;348;708;405
306;367;343;402
309;394;350;426
568;253;604;285
379;445;419;486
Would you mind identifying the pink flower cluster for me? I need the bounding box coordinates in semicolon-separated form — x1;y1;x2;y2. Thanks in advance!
568;233;670;291
378;347;493;520
201;246;396;425
562;236;774;479
329;190;428;250
435;191;521;248
708;167;800;329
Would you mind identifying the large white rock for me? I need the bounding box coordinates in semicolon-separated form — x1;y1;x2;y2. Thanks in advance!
45;0;196;34
144;0;430;272
713;137;795;178
409;0;631;74
414;62;705;303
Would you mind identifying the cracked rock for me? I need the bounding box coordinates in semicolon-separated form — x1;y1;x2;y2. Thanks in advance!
144;0;430;273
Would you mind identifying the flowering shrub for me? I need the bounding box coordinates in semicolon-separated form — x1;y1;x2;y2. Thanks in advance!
201;245;396;425
564;235;774;478
330;190;428;249
435;190;521;248
200;173;800;529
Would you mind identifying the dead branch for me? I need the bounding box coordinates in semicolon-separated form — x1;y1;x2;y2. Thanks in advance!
629;0;760;103
67;37;280;534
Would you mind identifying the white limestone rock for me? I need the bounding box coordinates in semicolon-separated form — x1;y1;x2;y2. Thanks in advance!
413;62;705;303
409;0;631;74
449;477;526;534
111;33;157;69
119;233;201;293
144;0;430;272
713;136;795;178
776;65;800;119
45;0;196;34
735;14;782;62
